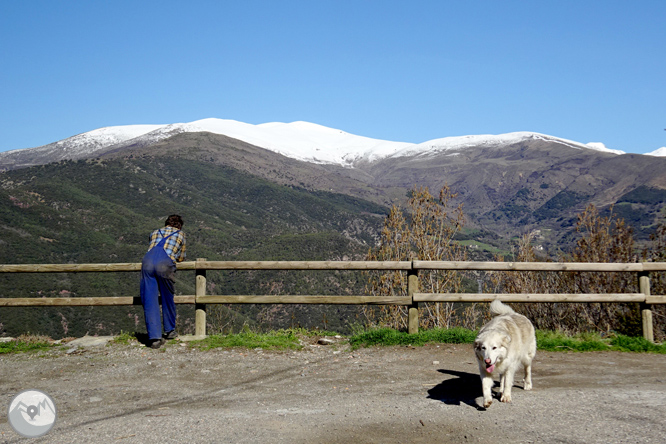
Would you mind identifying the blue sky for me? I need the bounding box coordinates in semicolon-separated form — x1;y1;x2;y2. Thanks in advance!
1;1;664;154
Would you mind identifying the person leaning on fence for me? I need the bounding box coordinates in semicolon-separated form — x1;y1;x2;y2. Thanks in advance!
140;214;186;349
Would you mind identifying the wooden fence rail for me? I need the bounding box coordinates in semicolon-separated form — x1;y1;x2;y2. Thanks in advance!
1;260;664;341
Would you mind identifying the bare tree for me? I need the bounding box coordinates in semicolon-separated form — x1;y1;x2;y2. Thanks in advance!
364;185;472;329
491;204;642;335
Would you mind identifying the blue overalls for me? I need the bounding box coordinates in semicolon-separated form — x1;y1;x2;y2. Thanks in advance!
140;230;179;340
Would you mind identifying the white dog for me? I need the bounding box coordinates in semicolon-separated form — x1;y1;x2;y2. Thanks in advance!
474;299;536;408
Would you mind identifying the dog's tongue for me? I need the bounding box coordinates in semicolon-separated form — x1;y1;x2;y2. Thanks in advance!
486;364;495;373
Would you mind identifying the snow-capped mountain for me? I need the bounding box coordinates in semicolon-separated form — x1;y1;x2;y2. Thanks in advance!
0;124;164;170
106;119;414;166
390;132;625;158
0;118;633;170
3;116;666;254
1;125;162;157
647;146;666;157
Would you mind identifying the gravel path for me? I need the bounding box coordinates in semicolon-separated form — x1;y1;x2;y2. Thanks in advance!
1;337;665;443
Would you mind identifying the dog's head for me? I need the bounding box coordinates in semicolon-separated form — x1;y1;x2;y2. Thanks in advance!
474;334;510;374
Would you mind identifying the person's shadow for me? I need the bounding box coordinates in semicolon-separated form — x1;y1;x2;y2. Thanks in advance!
427;369;486;410
134;332;151;346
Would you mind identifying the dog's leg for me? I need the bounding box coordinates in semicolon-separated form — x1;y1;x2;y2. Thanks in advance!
499;372;505;393
523;362;533;391
481;374;494;408
500;368;515;403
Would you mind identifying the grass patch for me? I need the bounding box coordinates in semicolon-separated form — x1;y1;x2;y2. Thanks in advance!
455;239;503;253
349;327;476;349
192;329;305;351
609;334;666;353
282;327;340;338
536;330;610;352
349;328;666;354
537;331;666;353
110;331;137;345
0;335;55;354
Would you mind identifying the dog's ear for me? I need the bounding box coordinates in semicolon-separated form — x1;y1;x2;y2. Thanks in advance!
502;334;512;345
473;341;480;350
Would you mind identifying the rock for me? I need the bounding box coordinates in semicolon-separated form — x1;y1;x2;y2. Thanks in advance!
67;335;114;348
318;338;335;345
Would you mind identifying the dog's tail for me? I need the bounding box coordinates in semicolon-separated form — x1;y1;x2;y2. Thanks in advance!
490;299;515;316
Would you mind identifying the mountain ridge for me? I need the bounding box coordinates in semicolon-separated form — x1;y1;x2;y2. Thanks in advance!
1;118;650;172
93;130;666;247
3;125;666;337
3;118;666;248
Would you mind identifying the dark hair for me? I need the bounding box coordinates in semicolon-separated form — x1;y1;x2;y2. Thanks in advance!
165;214;184;229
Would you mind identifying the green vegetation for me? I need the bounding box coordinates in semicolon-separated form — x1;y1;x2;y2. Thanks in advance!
536;330;611;352
349;327;666;353
498;202;531;220
601;202;656;239
349;327;477;349
496;188;532;220
455;239;503;253
617;185;666;205
3;152;666;342
1;328;664;354
0;335;55;354
191;328;306;350
534;190;588;221
536;330;666;353
608;334;666;353
109;331;137;345
0;156;388;338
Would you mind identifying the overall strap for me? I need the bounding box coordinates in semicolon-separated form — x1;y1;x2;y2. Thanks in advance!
156;229;180;245
163;230;179;239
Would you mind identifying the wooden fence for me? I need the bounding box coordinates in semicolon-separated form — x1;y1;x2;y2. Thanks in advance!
1;260;665;341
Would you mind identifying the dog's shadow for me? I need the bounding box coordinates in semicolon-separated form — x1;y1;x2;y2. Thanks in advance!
427;369;487;409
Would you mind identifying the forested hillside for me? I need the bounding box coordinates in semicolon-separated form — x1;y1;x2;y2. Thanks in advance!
0;157;389;338
4;132;666;339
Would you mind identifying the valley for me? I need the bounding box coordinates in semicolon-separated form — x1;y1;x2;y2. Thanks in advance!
2;120;666;338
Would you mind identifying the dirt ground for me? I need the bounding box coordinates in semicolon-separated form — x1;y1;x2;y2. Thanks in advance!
1;336;665;444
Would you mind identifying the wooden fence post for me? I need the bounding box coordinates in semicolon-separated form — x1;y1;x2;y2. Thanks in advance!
638;271;654;343
408;267;419;334
195;258;207;337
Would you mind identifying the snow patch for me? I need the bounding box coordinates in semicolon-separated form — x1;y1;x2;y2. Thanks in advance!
389;132;625;158
646;147;666;157
584;142;624;155
129;118;412;166
3;119;629;167
54;125;164;152
0;124;165;162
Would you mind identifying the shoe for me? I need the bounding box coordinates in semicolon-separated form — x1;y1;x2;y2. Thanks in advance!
149;338;165;349
164;330;178;340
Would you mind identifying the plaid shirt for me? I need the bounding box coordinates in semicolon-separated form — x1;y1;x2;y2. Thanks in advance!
147;226;186;262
